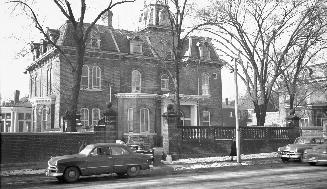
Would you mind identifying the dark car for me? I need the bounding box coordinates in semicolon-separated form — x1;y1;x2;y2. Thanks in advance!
46;143;152;183
303;141;327;165
277;136;325;162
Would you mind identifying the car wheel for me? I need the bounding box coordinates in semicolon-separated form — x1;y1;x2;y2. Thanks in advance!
63;167;80;183
127;165;140;177
281;158;289;163
309;162;316;166
56;176;64;183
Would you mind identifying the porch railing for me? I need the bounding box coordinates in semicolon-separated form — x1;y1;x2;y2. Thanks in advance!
179;126;300;140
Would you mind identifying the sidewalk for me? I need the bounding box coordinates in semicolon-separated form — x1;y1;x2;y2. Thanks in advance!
0;152;280;177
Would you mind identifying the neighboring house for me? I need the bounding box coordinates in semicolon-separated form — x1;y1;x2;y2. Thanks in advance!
238;96;280;127
221;98;241;127
24;1;224;146
0;91;32;133
279;62;327;136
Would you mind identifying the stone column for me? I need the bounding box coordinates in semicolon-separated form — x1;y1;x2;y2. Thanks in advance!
162;105;182;160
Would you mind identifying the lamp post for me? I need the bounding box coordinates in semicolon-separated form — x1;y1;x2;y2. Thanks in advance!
234;57;241;163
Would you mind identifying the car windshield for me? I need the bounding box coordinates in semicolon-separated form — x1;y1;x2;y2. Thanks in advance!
79;145;94;155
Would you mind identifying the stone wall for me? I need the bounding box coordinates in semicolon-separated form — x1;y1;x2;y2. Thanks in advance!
174;138;294;159
0;131;116;164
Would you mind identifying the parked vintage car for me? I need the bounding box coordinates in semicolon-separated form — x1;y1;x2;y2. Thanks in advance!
46;143;152;183
303;141;327;165
277;136;325;162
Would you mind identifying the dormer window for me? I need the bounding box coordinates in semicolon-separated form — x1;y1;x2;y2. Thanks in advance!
130;41;142;54
129;36;143;54
166;51;174;60
90;38;100;49
30;43;41;60
197;41;211;61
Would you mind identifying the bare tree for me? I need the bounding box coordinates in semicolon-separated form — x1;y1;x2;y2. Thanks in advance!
197;0;325;126
277;2;327;114
10;0;135;131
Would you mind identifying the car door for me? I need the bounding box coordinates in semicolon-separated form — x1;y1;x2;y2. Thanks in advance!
110;146;134;173
317;144;327;160
84;146;113;175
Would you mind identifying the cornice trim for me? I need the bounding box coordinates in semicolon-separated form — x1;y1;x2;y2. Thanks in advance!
115;93;159;99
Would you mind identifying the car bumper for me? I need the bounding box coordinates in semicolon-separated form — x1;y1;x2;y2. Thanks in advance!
46;167;63;177
279;152;302;159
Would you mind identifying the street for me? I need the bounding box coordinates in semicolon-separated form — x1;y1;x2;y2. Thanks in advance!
1;163;326;189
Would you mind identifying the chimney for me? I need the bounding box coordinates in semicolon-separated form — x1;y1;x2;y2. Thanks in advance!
108;10;113;28
14;90;20;104
225;98;229;105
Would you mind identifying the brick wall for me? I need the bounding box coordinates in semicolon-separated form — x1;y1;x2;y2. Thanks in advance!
0;131;116;164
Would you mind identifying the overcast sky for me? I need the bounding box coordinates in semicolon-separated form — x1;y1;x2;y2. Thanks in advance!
0;0;241;102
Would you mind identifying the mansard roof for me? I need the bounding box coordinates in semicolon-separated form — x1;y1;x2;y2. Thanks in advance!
27;20;223;72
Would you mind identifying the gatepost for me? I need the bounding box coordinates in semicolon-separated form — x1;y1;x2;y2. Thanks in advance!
162;105;182;160
286;114;301;140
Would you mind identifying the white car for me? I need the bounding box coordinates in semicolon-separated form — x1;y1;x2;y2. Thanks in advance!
277;137;325;162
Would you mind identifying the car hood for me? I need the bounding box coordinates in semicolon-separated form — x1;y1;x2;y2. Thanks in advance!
283;144;313;151
49;154;85;165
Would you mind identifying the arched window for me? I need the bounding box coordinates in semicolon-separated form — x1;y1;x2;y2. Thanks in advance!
132;70;141;93
46;67;52;95
128;108;133;132
140;108;150;133
92;66;101;89
80;108;89;127
202;73;210;95
42;108;47;129
81;65;89;89
92;108;101;126
161;74;169;91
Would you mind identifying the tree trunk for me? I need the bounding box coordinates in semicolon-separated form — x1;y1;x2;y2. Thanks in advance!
175;59;181;117
289;94;295;115
65;45;85;132
254;103;267;126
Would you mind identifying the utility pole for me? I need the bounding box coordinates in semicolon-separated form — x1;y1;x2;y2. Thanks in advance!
234;57;241;163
